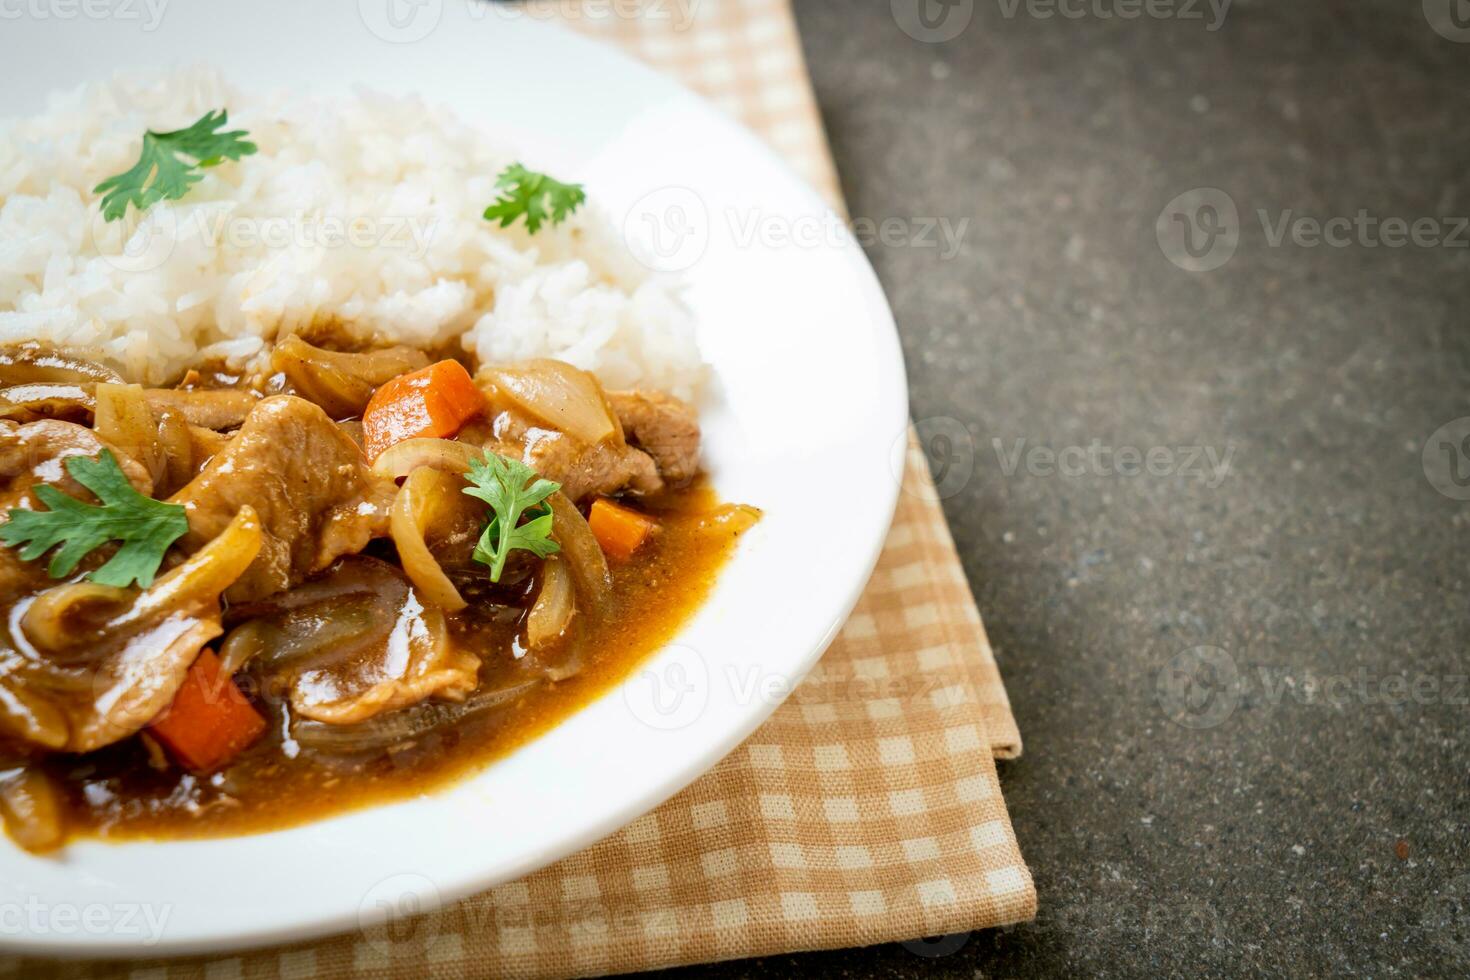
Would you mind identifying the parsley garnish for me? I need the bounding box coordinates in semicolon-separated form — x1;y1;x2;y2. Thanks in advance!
482;163;585;234
0;450;188;588
463;452;561;583
93;109;258;222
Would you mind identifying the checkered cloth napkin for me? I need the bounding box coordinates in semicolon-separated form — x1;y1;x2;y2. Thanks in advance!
7;2;1034;977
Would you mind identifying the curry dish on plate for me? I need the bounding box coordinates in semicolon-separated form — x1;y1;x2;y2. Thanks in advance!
0;76;765;854
0;337;757;852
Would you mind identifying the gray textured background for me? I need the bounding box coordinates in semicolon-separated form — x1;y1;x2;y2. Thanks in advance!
665;1;1470;977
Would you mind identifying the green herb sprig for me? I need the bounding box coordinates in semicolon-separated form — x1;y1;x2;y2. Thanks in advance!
0;450;188;588
482;163;585;234
463;452;561;582
94;109;257;222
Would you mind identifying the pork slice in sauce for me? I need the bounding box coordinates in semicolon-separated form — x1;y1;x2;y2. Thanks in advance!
606;390;701;486
170;396;395;602
487;407;661;502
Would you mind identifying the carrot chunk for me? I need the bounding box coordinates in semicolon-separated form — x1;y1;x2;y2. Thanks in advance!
147;650;266;772
588;497;658;561
361;359;484;460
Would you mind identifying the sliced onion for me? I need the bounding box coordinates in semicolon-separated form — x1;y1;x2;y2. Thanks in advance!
527;554;574;648
94;383;161;482
19;582;132;653
0;768;65;854
0;383;95;422
290;680;540;755
270;334;430;418
371;437;481;480
224;598;389;676
117;506;263;629
0;343;120;386
547;492;611;608
389;467;474;611
220;558;410;671
18;507;261;652
480;360;616;445
217;620;267;677
0;677;69;750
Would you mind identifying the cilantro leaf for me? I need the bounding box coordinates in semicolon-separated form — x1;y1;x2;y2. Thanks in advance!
463;451;561;582
93;109;258;222
0;450;189;588
482;163;585;234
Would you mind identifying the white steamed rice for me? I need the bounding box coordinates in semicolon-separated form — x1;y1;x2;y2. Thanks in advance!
0;68;703;397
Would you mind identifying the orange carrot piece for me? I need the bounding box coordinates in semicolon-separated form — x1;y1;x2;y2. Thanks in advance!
147;650;266;772
361;359;484;460
588;497;658;561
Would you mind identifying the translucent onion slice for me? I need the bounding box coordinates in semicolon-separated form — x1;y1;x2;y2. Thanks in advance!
0;768;65;854
94;383;162;483
389;467;474;612
270;334;430;419
0;343;121;387
547;492;611;608
290;679;540;755
480;360;616;445
371;437;481;480
527;554;574;649
0;383;95;423
19;582;132;653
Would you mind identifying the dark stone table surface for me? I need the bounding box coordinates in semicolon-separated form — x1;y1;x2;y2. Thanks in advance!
665;1;1470;977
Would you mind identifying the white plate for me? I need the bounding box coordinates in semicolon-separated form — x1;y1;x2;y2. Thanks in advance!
0;2;907;957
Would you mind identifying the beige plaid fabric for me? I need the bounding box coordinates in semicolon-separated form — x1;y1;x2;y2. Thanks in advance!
5;1;1033;977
